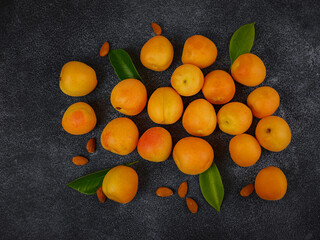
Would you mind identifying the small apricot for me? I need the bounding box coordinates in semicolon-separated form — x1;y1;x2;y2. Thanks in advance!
140;36;174;71
247;86;280;118
147;87;183;124
59;61;97;97
100;117;139;155
110;79;147;116
182;35;217;69
255;116;291;152
102;165;138;204
171;64;204;96
62;102;97;135
231;53;266;87
182;99;217;137
255;166;287;201
202;70;235;105
137;127;172;162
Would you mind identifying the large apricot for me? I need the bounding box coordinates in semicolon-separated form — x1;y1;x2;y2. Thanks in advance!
173;137;214;175
62;102;97;135
255;116;291;152
231;53;266;87
182;35;217;69
140;36;174;71
59;61;97;97
147;87;183;124
110;79;147;116
182;99;217;137
100;118;139;155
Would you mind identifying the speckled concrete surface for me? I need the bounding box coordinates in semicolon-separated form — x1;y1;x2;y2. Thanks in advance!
0;0;319;239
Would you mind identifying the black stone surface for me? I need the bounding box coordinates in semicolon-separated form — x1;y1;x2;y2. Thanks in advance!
1;0;319;239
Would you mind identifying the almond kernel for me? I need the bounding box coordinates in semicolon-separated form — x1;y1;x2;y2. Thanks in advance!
178;181;188;198
156;187;173;197
96;186;106;203
86;138;96;153
240;183;255;197
186;197;198;214
72;156;88;165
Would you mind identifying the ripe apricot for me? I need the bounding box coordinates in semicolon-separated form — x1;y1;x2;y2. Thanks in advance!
255;116;291;152
137;127;172;162
255;166;287;201
62;102;97;135
110;79;147;116
140;36;174;71
59;61;97;97
147;87;183;124
182;99;217;137
182;35;217;69
102;165;138;204
173;137;214;175
171;64;204;96
202;70;235;105
229;134;261;167
217;102;253;135
100;117;139;155
247;86;280;118
231;53;266;87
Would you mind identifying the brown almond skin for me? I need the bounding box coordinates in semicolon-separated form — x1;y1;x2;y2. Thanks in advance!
178;181;188;198
96;186;106;203
152;23;162;35
99;41;110;57
240;183;255;197
72;156;88;165
86;138;96;153
156;187;173;197
186;197;198;213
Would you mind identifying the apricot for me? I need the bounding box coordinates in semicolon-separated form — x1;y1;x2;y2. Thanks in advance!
171;64;204;96
255;166;287;201
147;87;183;124
231;53;266;87
229;134;261;167
182;99;217;137
110;79;147;116
247;86;280;118
62;102;97;135
140;36;174;71
255;116;291;152
217;102;253;135
182;35;217;69
137;127;172;162
173;137;214;175
102;165;138;204
202;70;235;105
100;117;139;155
59;61;97;97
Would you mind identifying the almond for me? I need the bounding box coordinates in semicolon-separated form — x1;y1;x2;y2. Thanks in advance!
99;41;110;57
178;181;188;198
86;138;96;153
72;156;88;165
186;197;198;214
152;23;162;35
96;186;106;203
156;187;173;197
240;183;255;197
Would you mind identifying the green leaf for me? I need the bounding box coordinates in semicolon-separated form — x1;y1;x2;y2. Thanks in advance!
229;22;255;65
67;161;139;195
199;163;224;212
108;49;142;81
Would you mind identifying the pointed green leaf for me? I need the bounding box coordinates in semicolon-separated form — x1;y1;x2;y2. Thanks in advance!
199;163;224;212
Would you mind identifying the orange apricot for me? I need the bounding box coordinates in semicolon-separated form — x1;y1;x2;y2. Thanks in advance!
137;127;172;162
182;35;217;69
62;102;97;135
173;137;214;175
255;166;287;201
147;87;183;124
231;53;266;87
182;99;217;137
229;134;261;167
217;102;253;135
255;116;291;152
247;86;280;118
202;70;235;105
100;117;139;155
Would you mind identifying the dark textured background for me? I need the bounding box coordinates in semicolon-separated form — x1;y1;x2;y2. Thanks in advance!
1;0;319;239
